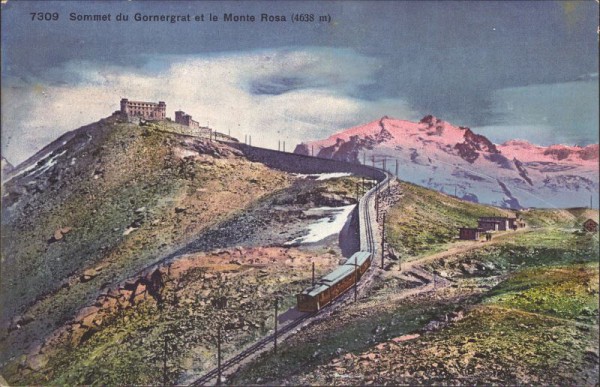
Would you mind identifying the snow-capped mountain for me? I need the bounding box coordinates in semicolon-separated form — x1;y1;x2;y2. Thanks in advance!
295;115;599;209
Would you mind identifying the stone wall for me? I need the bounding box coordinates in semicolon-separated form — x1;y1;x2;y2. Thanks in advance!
228;143;386;181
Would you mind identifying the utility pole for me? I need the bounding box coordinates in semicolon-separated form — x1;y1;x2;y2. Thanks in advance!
383;157;386;172
163;335;168;386
311;145;314;156
395;159;398;177
354;255;358;302
278;140;281;151
274;298;279;354
217;325;222;385
381;213;386;269
312;262;315;286
249;135;252;146
283;141;286;152
245;134;247;144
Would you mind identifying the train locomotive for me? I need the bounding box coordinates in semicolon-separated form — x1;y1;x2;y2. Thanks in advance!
296;251;372;312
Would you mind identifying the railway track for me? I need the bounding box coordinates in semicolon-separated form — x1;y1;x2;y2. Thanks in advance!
190;170;393;386
189;309;318;386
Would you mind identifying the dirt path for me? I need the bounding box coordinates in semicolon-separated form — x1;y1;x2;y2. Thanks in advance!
360;227;531;309
402;227;529;272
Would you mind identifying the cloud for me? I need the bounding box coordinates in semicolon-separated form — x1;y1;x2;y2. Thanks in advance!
1;47;419;165
475;79;599;146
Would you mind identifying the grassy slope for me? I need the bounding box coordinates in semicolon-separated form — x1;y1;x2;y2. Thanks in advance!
518;207;599;228
231;187;599;385
6;248;341;385
371;240;599;385
387;181;514;257
2;155;365;385
311;223;598;384
0;116;292;362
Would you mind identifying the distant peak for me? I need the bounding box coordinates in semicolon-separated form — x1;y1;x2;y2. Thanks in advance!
419;115;442;125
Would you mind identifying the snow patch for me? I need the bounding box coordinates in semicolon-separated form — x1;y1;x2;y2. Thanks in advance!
32;150;67;176
7;149;66;181
285;204;355;245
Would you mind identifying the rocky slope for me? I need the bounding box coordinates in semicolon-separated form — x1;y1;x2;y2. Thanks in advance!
230;185;599;386
295;116;599;209
3;246;341;385
1;113;369;384
0;115;295;365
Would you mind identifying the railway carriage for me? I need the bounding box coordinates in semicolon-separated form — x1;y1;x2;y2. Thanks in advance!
342;251;371;279
297;251;372;312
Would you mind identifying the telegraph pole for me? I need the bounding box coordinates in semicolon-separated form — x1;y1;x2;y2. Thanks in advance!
312;262;315;286
163;335;168;386
283;141;286;152
354;255;358;302
274;298;279;354
381;213;386;269
278;140;281;151
217;325;222;385
311;145;314;156
395;159;398;177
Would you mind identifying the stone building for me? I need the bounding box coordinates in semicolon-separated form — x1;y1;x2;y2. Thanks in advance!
477;220;501;232
120;98;166;120
175;110;200;129
459;227;484;240
478;216;511;231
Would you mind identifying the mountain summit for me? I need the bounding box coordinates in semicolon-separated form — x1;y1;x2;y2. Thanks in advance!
295;116;599;208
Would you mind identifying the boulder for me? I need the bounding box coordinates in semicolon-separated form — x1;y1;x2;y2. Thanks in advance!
392;333;421;343
53;227;72;241
26;353;48;371
81;268;100;282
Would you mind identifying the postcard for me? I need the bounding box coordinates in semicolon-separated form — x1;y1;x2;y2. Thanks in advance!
1;1;598;385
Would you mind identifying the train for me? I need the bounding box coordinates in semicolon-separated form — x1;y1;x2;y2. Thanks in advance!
296;251;372;312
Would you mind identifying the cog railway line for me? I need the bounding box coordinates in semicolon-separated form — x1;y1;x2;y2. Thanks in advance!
190;151;394;385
